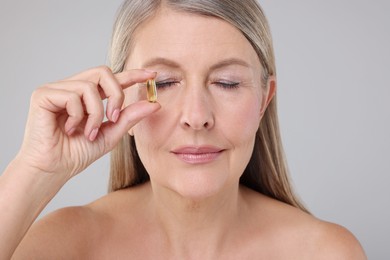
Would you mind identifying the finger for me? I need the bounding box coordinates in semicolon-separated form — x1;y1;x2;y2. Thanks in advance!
114;69;157;90
84;66;124;123
99;101;161;152
79;82;105;140
62;66;121;123
67;67;157;90
44;81;106;140
66;66;156;122
32;88;85;134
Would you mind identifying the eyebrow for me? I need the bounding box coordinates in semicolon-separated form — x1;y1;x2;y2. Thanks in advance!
141;57;251;71
142;57;181;69
209;58;251;71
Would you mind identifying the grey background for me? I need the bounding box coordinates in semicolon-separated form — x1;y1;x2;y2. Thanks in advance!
0;1;389;258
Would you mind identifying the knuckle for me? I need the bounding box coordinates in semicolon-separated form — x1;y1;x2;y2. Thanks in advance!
83;81;98;94
67;92;81;103
70;111;84;122
81;81;102;98
84;81;96;90
31;87;43;98
31;86;48;101
96;65;112;75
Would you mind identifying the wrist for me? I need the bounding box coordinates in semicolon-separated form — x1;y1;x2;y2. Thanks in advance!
0;156;67;259
5;155;68;196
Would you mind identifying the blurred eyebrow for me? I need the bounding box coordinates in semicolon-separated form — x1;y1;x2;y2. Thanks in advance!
142;58;180;69
142;57;250;70
209;58;251;71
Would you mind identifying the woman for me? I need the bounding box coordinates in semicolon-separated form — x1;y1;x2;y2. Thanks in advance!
1;0;366;259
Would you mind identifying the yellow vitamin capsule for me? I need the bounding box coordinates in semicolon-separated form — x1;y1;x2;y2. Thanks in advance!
146;79;157;103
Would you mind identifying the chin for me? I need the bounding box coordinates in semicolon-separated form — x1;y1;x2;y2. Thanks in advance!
168;170;234;202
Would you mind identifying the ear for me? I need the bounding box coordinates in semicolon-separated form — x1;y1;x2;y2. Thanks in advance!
259;75;277;117
128;128;134;136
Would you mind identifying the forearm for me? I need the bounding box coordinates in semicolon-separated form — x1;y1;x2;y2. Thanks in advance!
0;156;66;259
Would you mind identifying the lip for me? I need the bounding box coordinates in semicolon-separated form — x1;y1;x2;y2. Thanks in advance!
171;146;224;164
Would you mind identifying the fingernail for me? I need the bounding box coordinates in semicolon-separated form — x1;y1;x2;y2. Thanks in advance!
111;109;120;123
89;128;99;141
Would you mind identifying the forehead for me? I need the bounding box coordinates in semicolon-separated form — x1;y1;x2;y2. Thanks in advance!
128;7;261;70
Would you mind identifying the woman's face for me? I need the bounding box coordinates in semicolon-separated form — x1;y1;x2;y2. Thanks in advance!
125;8;273;200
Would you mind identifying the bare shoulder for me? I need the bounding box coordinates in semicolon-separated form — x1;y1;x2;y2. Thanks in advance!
242;188;367;259
314;220;367;259
12;205;101;259
12;184;149;259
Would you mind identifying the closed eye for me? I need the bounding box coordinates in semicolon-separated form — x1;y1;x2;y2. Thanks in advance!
155;81;180;90
214;81;240;89
155;80;240;89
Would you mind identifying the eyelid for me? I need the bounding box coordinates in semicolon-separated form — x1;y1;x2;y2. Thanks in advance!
211;78;241;88
155;80;180;89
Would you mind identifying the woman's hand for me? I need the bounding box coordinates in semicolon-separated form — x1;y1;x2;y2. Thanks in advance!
17;66;159;182
0;66;159;259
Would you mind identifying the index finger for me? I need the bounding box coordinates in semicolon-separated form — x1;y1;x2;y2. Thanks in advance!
63;67;157;122
115;69;157;90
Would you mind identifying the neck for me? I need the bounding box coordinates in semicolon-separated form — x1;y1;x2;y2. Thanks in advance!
149;182;245;258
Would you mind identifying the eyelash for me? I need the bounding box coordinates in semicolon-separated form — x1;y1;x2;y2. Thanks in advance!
155;81;179;89
214;82;240;89
155;81;240;90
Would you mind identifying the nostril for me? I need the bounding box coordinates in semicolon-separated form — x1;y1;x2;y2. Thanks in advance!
182;120;211;130
179;97;214;130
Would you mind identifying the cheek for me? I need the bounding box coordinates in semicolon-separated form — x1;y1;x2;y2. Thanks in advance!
132;108;177;181
132;106;171;148
132;115;162;174
221;95;262;138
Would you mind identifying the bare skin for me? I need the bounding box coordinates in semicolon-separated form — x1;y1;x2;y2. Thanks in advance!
13;183;365;259
0;67;161;259
2;5;366;260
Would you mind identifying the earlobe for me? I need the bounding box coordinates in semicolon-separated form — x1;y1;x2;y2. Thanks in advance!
260;75;277;117
128;128;134;136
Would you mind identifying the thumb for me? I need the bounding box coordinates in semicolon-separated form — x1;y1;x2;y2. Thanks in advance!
99;100;161;152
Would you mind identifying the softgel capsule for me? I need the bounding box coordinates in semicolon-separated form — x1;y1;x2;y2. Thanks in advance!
146;79;157;103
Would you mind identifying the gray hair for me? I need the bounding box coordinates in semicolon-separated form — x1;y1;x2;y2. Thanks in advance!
109;0;308;213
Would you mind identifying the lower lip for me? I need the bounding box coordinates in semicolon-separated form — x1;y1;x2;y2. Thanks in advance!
173;151;222;164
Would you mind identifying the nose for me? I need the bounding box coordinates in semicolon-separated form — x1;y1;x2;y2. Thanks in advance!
179;85;214;131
